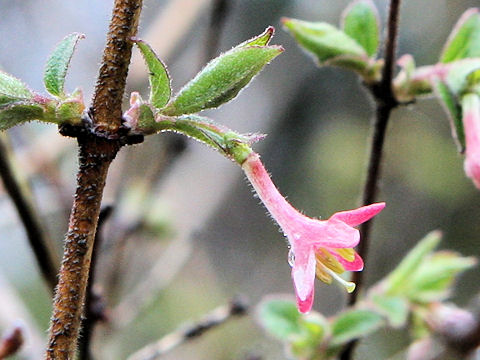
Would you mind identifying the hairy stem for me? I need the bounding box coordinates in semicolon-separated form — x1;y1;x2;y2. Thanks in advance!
342;1;402;359
45;0;143;358
91;0;142;133
0;136;58;290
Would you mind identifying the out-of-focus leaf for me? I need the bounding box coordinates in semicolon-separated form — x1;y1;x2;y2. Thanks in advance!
282;18;367;64
433;81;465;151
384;231;442;295
161;37;282;116
331;309;383;346
0;71;34;107
0;105;45;130
133;39;171;109
44;33;84;97
371;294;409;328
342;0;380;57
406;251;477;303
440;8;480;63
444;58;480;95
258;299;303;340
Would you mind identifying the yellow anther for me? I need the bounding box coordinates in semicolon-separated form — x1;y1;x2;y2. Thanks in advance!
316;248;345;274
335;248;356;262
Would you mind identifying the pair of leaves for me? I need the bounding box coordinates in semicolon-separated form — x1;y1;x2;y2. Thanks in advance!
259;299;383;359
382;231;477;304
282;0;380;82
0;32;85;131
133;26;282;117
125;27;282;162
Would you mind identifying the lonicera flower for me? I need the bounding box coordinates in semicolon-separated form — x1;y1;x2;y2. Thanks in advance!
462;93;480;189
242;152;385;313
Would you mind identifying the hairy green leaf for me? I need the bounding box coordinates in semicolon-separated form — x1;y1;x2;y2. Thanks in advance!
0;71;34;107
331;309;383;346
133;39;171;109
342;0;380;57
44;32;84;97
282;18;367;64
441;8;480;63
161;45;282;116
0;104;45;130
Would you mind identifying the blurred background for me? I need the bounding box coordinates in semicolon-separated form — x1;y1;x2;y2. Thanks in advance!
0;0;479;359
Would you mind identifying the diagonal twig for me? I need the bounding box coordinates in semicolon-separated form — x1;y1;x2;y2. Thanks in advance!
127;297;248;360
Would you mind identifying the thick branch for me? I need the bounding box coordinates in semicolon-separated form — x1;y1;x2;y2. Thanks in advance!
0;136;58;290
91;0;143;133
45;136;119;359
45;0;143;358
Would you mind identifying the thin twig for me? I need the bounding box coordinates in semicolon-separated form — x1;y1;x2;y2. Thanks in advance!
127;297;248;360
341;1;402;359
45;1;143;358
78;205;113;360
350;0;402;305
0;135;58;290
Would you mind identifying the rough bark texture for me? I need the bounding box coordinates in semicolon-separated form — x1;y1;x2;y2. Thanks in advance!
90;0;142;134
45;0;143;358
45;136;119;359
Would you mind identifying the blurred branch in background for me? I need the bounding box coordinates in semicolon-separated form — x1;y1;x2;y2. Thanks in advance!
112;236;193;327
127;297;248;360
0;270;44;359
0;134;58;290
0;323;24;359
204;0;231;63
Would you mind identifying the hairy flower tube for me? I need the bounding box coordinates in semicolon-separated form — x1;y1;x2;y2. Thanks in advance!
242;152;385;313
462;93;480;189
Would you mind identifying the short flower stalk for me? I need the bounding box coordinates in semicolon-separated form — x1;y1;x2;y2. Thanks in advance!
242;152;385;313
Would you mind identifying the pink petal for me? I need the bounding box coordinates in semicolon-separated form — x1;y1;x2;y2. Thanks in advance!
463;94;480;189
291;249;316;313
330;251;364;271
317;218;360;248
329;203;385;227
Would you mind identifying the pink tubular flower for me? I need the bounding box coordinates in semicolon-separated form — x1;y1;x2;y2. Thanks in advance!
462;93;480;189
242;152;385;313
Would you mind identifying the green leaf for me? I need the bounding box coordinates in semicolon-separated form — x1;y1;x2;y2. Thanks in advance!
44;32;84;97
282;18;367;64
406;251;477;303
384;231;442;295
0;71;34;107
0;104;45;130
440;8;480;63
371;295;409;328
444;58;480;95
132;39;171;109
162;45;282;116
433;81;464;151
342;0;380;57
331;309;383;346
258;299;303;340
